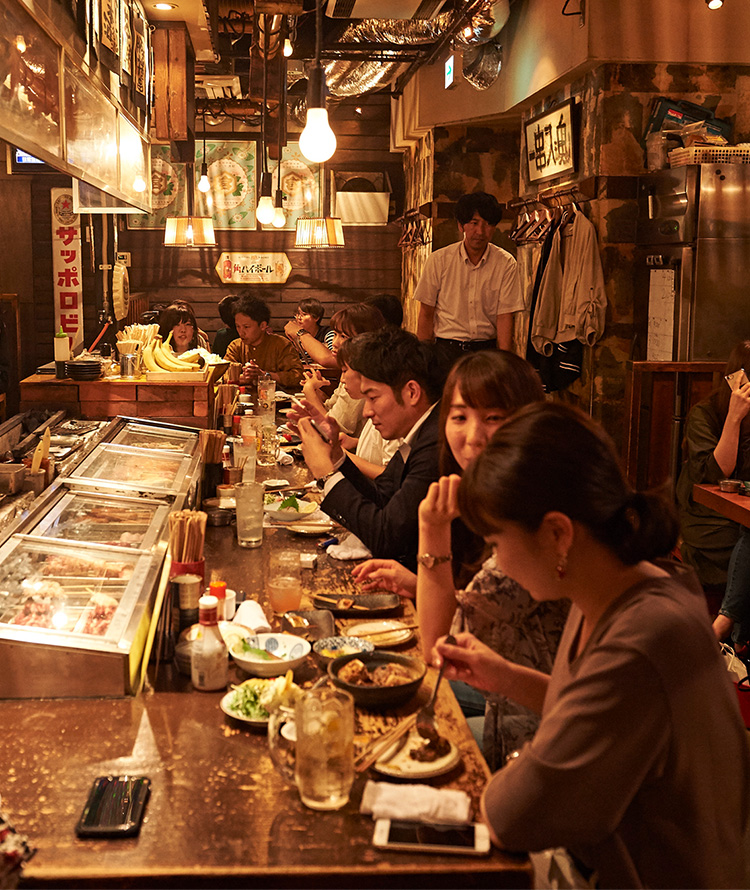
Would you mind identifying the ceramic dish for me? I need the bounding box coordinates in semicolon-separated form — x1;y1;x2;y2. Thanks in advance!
312;635;375;665
263;478;291;490
373;728;461;779
264;498;318;522
346;619;414;648
328;651;425;709
312;592;401;616
219;690;270;727
230;632;311;677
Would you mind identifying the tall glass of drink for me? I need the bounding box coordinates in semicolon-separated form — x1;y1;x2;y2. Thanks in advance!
234;481;264;548
294;687;354;811
267;551;302;614
257;423;280;467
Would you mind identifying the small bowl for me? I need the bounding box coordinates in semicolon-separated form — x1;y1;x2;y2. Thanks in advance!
328;651;426;710
230;632;311;677
313;635;374;665
719;479;742;493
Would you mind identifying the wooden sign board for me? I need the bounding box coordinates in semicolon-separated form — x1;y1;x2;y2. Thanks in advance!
525;99;577;184
215;252;291;285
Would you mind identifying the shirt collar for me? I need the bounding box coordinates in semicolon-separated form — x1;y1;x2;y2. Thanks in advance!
459;240;491;267
398;403;438;461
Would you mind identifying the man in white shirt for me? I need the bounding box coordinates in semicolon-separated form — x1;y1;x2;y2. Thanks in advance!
415;192;524;367
297;328;444;571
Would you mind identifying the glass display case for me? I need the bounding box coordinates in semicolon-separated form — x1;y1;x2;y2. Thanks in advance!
0;417;203;698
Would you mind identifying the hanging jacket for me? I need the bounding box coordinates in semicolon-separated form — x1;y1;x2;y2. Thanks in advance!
530;211;606;357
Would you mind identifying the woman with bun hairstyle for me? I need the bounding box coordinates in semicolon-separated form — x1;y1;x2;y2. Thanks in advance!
433;403;749;889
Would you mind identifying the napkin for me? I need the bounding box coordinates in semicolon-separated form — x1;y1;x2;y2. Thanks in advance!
233;600;271;633
360;780;471;825
277;451;294;466
326;533;372;561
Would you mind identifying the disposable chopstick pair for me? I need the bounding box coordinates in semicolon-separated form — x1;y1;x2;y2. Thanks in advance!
314;595;370;611
350;623;418;639
355;714;417;773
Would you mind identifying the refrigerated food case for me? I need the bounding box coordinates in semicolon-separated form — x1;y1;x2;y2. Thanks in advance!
0;417;202;698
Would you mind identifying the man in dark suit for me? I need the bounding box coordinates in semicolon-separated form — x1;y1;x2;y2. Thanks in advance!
298;328;445;571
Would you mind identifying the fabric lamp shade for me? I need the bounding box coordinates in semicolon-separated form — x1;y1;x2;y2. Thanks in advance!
295;217;345;248
164;216;216;247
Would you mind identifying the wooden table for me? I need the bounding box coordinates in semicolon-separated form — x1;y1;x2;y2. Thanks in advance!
0;459;531;888
692;483;750;527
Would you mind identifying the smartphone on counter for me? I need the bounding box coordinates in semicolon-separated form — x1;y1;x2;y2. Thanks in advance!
372;819;491;856
75;775;151;838
725;368;749;392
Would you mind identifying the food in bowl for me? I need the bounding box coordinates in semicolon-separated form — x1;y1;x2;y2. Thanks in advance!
264;495;318;522
338;657;417;687
229;632;311;677
312;636;374;663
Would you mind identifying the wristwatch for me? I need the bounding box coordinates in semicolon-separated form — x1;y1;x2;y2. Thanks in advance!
417;553;452;569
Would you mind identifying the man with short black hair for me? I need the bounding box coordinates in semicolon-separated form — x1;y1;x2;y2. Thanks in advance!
298;327;445;571
224;292;303;389
415;191;523;367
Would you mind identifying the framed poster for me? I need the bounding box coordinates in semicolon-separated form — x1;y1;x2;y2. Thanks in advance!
127;144;187;229
263;142;322;231
524;99;577;184
195;141;257;229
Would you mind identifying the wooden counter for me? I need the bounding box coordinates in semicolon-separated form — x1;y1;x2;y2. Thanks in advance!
19;375;215;428
692;483;750;528
0;460;531;888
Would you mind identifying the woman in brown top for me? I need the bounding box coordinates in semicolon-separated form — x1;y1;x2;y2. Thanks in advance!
436;403;749;888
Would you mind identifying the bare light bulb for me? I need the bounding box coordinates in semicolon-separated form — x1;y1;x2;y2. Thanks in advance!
256;196;275;225
706;0;723;7
272;206;286;228
283;38;293;57
299;107;336;164
198;161;210;193
133;175;146;193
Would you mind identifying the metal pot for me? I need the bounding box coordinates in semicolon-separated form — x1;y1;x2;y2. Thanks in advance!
119;353;140;378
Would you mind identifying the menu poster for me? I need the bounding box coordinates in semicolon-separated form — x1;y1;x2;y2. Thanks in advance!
51;189;84;355
99;0;119;73
88;0;100;63
120;0;133;86
132;6;148;110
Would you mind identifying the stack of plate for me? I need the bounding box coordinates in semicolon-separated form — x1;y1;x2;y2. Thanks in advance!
65;359;102;380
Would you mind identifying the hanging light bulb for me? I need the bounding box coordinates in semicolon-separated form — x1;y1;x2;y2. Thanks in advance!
198;162;210;193
272;189;286;228
706;0;723;8
256;172;275;225
133;174;146;193
283;38;293;57
299;1;336;165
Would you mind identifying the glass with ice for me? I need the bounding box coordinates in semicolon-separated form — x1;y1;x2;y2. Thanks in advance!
294;687;354;811
234;481;264;548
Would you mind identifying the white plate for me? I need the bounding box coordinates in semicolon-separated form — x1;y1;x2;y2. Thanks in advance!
263;478;291;489
373;729;461;779
288;520;336;536
346;619;414;648
264;498;318;522
219;690;269;727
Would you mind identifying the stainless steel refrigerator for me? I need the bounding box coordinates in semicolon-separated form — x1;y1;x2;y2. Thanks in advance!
635;164;750;361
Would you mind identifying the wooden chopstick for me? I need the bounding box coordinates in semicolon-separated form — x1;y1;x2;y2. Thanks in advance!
351;623;418;639
355;715;417;773
314;595;370;611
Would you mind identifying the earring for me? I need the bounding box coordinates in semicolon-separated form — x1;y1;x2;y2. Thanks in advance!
555;553;568;581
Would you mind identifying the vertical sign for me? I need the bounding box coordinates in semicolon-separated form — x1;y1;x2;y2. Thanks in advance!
51;189;83;354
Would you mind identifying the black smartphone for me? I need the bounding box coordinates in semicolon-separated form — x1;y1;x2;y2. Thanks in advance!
75;775;151;838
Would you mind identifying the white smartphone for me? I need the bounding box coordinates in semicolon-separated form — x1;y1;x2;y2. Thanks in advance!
372;819;491;856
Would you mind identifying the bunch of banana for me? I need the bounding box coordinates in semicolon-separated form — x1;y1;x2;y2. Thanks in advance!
142;337;202;373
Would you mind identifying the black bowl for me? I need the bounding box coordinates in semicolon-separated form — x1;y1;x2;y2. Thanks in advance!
328;651;426;710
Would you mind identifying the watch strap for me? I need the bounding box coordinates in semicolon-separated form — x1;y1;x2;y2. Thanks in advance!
417;553;452;569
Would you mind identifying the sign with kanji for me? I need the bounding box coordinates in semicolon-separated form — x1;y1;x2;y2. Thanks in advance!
51;189;83;354
215;252;291;285
525;99;577;184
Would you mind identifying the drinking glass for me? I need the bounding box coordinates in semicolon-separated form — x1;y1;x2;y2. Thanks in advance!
234;481;264;548
258;377;277;420
295;687;354;811
267;551;302;614
233;439;256;483
257;423;280;467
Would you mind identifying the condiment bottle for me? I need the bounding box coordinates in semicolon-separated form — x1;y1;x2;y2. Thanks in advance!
209;579;227;612
190;595;228;692
54;327;69;379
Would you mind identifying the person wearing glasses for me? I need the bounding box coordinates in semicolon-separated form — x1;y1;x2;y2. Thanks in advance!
284;298;336;366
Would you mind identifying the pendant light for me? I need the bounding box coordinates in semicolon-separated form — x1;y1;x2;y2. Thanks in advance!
299;0;336;164
164;161;216;247
198;113;210;193
272;57;287;229
256;47;275;226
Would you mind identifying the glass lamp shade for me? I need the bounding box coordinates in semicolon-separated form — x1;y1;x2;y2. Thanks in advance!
164;217;216;247
295;217;345;248
299;108;337;164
